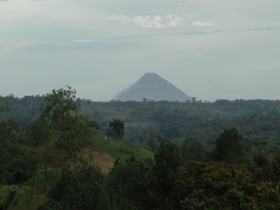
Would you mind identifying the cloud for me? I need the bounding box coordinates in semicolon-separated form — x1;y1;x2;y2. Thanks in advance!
133;15;164;29
106;14;182;29
166;15;181;27
192;21;216;27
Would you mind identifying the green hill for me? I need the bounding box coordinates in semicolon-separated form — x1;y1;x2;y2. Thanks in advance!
89;136;154;161
0;136;154;210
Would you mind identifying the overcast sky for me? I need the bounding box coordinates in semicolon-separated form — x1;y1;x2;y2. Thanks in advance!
1;0;280;101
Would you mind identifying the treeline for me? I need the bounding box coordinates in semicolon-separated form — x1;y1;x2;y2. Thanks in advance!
1;94;280;152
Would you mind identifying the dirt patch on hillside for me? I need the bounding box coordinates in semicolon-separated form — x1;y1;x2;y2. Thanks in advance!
92;152;115;174
77;148;115;174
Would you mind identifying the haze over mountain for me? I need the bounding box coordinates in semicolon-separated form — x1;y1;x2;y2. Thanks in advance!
114;73;192;102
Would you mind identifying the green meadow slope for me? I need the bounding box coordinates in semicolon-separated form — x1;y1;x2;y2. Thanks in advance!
89;136;154;161
0;136;154;210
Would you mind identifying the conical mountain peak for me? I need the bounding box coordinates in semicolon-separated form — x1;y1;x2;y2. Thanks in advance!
114;73;191;102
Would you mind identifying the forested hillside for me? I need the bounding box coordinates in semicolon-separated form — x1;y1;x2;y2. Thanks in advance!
1;88;280;209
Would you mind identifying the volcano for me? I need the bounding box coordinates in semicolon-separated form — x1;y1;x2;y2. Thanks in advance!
114;73;191;102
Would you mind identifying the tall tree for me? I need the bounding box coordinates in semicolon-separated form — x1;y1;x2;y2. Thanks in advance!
179;137;208;162
153;141;182;210
109;156;155;210
213;128;246;164
38;86;99;161
56;114;99;167
29;86;99;196
106;119;125;139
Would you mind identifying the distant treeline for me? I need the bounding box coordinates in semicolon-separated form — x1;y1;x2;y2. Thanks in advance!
1;95;280;151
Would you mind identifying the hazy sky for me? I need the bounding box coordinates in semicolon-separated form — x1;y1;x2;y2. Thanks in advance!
1;0;280;101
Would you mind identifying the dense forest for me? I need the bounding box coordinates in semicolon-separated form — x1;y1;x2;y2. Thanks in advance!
1;87;280;209
1;92;280;151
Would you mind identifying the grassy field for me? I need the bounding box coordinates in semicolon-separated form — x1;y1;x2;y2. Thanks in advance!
88;136;154;161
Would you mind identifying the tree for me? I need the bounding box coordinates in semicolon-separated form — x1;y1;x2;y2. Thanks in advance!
0;144;37;184
29;86;99;196
106;119;125;139
0;105;9;113
38;85;99;165
146;136;169;152
0;118;37;185
24;120;49;150
213;128;246;164
179;137;208;162
109;156;155;210
40;86;79;124
272;151;280;185
35;86;79;195
34;86;79;158
178;161;280;210
38;166;128;210
56;114;99;167
0;118;19;143
153;141;182;210
251;149;280;186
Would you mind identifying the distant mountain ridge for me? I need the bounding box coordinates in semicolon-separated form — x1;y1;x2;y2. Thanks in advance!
114;73;192;102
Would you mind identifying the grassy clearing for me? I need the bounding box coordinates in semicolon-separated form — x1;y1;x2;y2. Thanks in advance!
88;136;154;161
